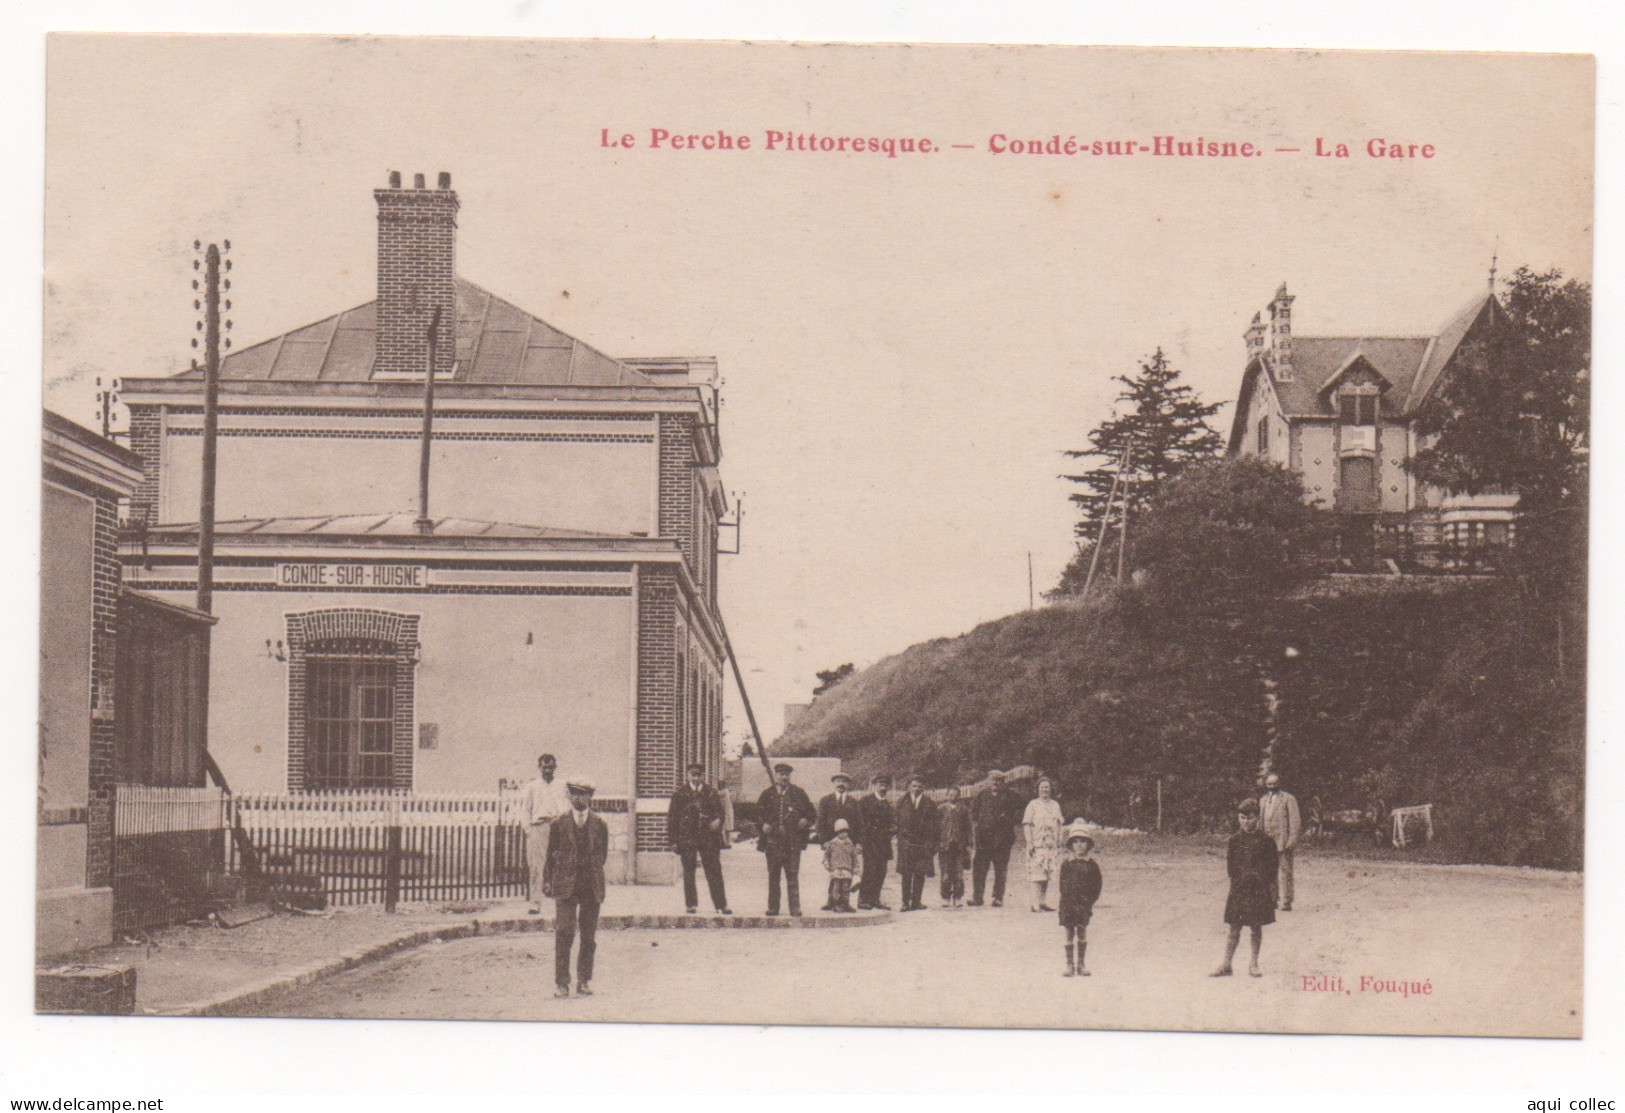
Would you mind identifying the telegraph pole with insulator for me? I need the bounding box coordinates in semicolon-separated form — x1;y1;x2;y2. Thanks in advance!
94;377;122;440
191;239;233;614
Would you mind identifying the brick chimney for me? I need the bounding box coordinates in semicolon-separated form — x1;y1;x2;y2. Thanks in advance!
373;170;458;378
1265;282;1294;381
1244;311;1267;365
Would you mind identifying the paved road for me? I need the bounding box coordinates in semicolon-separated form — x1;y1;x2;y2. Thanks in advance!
248;839;1582;1037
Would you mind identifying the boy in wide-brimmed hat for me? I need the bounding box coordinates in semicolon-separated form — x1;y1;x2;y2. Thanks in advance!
1057;821;1103;977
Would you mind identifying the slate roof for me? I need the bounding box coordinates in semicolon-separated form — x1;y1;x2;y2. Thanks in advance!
142;512;639;541
1228;292;1499;450
178;279;659;388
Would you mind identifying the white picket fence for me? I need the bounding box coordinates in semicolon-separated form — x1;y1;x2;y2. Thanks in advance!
113;784;229;836
230;791;531;829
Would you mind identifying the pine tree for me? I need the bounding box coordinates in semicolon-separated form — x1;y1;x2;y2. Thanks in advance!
1054;349;1223;595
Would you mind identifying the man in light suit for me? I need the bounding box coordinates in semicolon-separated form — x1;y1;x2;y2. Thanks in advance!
1259;772;1302;911
544;778;610;997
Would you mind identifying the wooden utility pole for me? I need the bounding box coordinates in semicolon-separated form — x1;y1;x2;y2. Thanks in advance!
1080;443;1132;599
415;306;443;535
189;238;260;879
1027;551;1035;609
717;615;774;780
196;243;223;614
1116;464;1133;583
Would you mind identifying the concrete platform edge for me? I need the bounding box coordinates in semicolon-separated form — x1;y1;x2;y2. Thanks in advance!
166;909;892;1016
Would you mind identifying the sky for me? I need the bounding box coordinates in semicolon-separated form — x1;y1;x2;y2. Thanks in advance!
42;38;1593;747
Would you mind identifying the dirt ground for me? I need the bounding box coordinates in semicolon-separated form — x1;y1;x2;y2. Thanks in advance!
246;838;1583;1037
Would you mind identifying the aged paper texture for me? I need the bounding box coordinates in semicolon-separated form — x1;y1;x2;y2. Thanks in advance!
39;35;1591;1039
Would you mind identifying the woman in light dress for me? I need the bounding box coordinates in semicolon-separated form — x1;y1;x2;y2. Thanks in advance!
1022;777;1065;912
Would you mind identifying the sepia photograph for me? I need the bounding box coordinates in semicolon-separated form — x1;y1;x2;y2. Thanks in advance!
34;34;1592;1046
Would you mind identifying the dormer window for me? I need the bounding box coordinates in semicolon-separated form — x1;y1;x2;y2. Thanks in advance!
1338;387;1379;426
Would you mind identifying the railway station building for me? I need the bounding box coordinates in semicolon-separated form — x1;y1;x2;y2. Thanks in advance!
118;172;728;881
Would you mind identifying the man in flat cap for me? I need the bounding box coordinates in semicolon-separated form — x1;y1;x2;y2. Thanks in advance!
668;762;731;915
856;774;897;910
543;778;609;997
969;769;1022;907
756;762;816;916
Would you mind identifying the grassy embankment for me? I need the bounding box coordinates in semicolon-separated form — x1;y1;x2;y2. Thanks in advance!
773;579;1583;869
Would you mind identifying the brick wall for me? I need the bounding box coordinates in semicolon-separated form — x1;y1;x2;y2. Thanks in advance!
635;564;678;806
373;178;458;378
127;406;161;525
86;486;122;888
658;414;695;568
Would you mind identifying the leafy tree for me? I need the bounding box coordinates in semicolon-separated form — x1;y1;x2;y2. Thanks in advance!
1132;456;1328;609
813;663;855;697
1406;268;1589;670
1408;267;1589;514
1055;349;1223;595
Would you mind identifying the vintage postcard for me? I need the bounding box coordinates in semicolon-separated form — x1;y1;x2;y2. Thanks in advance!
38;35;1591;1039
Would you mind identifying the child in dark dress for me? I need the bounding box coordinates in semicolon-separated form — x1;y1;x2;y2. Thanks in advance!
1212;798;1279;978
1057;823;1103;977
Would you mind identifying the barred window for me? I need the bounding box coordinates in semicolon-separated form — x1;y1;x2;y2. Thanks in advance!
304;638;397;790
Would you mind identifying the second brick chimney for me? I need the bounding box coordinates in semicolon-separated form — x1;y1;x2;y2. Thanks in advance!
374;170;458;378
1265;282;1294;381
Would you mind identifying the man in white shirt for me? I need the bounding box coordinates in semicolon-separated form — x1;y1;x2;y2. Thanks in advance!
524;753;571;913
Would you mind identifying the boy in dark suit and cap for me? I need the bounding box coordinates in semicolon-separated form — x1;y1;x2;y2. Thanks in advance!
543;778;610;998
756;762;816;916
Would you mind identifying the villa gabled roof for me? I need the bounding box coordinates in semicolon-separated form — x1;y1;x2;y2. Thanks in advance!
1227;291;1501;451
175;279;659;389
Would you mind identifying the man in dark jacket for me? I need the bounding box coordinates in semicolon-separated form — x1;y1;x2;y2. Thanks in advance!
856;774;896;910
756;762;817;916
543;779;610;998
668;763;731;915
969;770;1021;907
815;771;865;909
815;773;863;842
894;773;939;911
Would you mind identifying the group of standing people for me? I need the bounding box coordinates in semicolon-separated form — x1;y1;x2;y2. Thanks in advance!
522;750;1307;993
779;765;1035;914
756;764;1085;916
